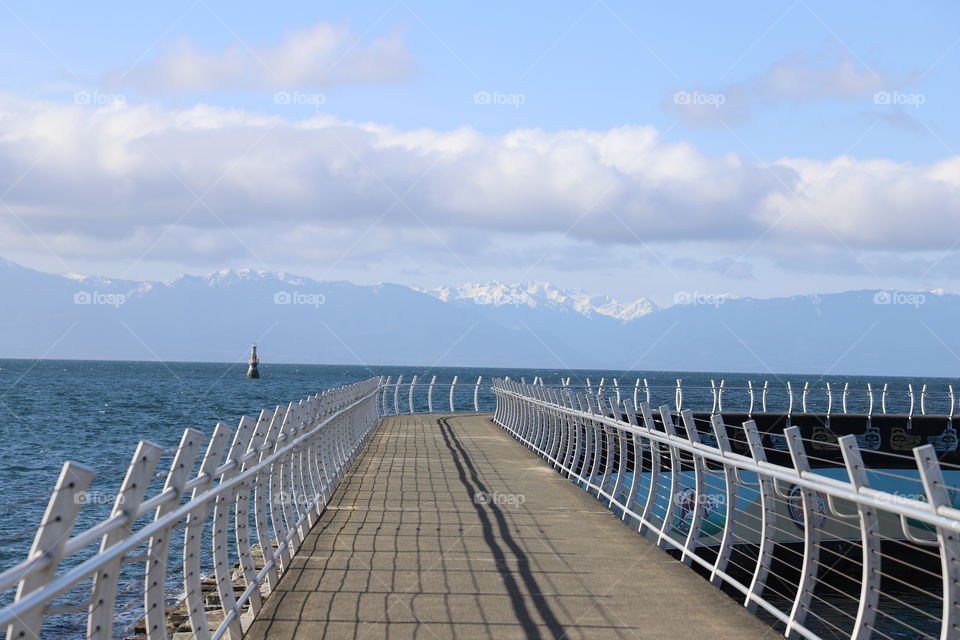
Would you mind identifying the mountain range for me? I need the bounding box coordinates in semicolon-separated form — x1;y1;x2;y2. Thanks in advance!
0;257;955;377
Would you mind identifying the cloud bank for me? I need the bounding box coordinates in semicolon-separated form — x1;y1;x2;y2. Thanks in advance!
0;95;958;276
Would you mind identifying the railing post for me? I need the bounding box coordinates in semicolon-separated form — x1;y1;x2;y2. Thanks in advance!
782;426;821;639
914;444;960;640
182;423;232;640
380;376;391;416
559;390;576;475
600;397;620;503
393;375;402;416
679;410;706;566
572;394;588;483
638;403;661;537
88;441;164;640
586;397;603;495
657;406;680;550
610;397;628;507
235;412;272;617
621;399;642;523
449;376;458;412
8;462;94;640
708;414;737;587
741;419;775;615
253;408;282;593
212;417;257;640
548;388;564;467
268;405;293;575
428;375;436;413
408;375;417;414
145;429;204;640
474;376;482;412
838;433;881;639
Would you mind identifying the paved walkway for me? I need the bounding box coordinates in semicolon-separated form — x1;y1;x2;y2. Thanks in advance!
244;413;773;640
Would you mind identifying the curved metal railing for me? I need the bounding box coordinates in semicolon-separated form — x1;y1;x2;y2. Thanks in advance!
4;373;959;639
378;375;960;418
0;377;380;639
492;378;960;640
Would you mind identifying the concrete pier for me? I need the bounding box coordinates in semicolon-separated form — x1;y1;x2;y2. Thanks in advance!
244;413;772;639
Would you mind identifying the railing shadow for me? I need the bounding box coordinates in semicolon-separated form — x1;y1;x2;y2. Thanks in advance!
436;417;566;640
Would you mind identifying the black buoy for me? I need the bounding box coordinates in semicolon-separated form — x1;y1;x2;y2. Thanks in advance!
246;343;260;378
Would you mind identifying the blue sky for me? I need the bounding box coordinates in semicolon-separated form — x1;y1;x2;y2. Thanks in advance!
0;1;958;305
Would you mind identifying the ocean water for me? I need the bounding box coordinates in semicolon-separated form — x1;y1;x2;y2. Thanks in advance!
0;359;954;636
0;360;950;511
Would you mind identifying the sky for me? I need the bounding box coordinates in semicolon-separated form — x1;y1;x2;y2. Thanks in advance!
0;0;958;306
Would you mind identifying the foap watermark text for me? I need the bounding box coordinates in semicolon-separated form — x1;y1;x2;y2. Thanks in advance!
474;491;525;507
74;291;126;308
274;291;326;308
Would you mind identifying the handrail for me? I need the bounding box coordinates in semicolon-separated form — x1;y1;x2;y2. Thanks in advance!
0;377;382;639
492;378;960;640
376;375;960;418
4;373;960;639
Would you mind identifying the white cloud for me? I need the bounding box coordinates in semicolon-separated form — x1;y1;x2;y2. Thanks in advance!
0;94;958;279
666;48;901;126
107;21;413;92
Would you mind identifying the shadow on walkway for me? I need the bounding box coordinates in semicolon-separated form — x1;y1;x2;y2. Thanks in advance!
243;413;772;640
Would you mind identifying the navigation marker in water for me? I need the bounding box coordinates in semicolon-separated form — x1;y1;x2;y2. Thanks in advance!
246;343;260;378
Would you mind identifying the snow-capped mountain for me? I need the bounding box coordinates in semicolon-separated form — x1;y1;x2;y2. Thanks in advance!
1;257;958;376
417;282;658;321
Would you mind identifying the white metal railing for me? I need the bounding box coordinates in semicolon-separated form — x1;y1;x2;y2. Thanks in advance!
0;377;380;640
377;375;959;419
492;378;960;639
378;375;488;415
4;373;956;639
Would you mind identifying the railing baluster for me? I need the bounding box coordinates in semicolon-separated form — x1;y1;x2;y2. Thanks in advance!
708;414;737;587
783;426;820;639
638;403;661;537
838;434;881;639
9;462;94;639
408;375;417;414
88;442;164;640
621;399;641;524
741;419;775;615
657;406;681;551
254;408;283;592
679;410;706;566
914;444;960;640
182;423;232;640
380;376;391;416
393;375;402;416
234;413;270;618
601;397;620;504
586;397;603;495
146;429;204;640
212;416;257;640
561;390;577;476
474;375;482;412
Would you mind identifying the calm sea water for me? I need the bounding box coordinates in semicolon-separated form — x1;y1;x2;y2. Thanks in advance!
0;359;953;636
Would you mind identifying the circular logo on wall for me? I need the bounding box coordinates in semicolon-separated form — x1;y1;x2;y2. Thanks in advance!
787;484;826;530
673;487;720;534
